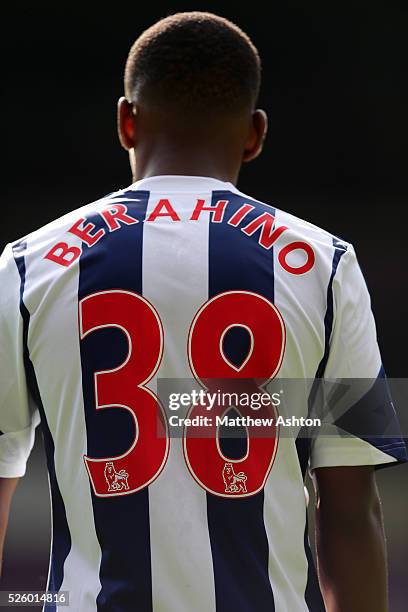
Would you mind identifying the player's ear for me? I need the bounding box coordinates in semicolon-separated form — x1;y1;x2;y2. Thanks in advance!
242;109;268;163
117;96;137;151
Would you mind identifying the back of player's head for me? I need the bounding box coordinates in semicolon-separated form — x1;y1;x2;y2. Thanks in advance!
124;11;261;117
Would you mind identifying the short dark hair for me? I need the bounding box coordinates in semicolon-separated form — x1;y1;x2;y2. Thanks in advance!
124;12;261;115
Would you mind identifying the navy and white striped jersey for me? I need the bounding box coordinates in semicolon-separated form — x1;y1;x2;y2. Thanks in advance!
0;175;406;611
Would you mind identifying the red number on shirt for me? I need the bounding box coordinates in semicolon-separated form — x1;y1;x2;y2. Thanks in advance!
79;290;168;497
80;290;286;498
184;291;285;497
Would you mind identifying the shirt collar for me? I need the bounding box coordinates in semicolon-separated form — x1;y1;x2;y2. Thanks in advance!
128;174;238;193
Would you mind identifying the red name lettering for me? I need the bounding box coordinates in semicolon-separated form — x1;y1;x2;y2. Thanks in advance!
101;204;138;231
68;218;105;247
146;199;181;222
44;242;82;267
241;212;288;250
227;204;255;227
190;199;228;222
278;241;315;275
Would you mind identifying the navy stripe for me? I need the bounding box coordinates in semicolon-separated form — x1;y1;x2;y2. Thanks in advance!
295;438;326;612
78;190;153;612
295;236;348;611
305;237;348;468
302;513;325;612
207;191;275;612
335;365;408;464
12;241;72;612
315;237;348;380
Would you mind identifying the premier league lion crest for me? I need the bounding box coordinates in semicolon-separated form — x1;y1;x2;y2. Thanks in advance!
104;461;130;492
222;462;248;493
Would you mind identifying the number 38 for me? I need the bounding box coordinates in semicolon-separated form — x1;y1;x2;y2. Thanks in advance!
79;290;285;498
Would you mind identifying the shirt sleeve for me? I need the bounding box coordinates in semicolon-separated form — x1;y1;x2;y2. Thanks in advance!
309;242;407;471
0;243;40;477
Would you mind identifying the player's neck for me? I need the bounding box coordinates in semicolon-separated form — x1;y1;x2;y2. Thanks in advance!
131;146;241;186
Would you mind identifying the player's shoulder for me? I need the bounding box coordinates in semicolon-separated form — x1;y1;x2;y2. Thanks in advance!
232;186;352;253
1;186;130;260
275;205;351;251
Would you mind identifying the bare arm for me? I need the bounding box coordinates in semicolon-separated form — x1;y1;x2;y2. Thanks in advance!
312;466;388;612
0;477;19;578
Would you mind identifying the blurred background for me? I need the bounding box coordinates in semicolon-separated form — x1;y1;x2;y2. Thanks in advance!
2;2;407;610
